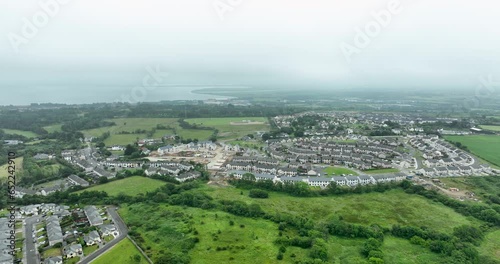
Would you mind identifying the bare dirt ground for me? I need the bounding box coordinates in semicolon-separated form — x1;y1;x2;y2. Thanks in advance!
230;121;265;125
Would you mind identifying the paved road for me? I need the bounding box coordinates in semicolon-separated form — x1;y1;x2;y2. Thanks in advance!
24;216;42;264
78;206;128;264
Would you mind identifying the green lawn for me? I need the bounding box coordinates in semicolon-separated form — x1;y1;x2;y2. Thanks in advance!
444;135;500;167
479;125;500;132
75;176;165;196
43;124;63;133
363;168;400;174
185;117;269;140
478;229;500;260
381;236;441;264
83;244;98;256
93;238;148;264
322;166;358;176
43;247;61;258
0;128;38;138
64;256;80;264
201;186;479;234
0;157;23;180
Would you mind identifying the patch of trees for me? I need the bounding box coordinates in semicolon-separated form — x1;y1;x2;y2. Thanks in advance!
61;118;115;132
228;177;403;198
178;119;214;130
249;189;269;198
219;200;265;218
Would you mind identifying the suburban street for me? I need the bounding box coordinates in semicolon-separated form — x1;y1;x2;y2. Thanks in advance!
24;216;42;264
78;206;128;264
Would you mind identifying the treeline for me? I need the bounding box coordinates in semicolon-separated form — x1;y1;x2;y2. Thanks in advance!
229;176;403;197
127;103;308;118
61;117;115;132
178;119;214;130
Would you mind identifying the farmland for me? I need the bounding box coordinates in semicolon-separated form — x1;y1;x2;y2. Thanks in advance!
93;238;149;264
444;135;500;167
479;125;500;132
0;128;38;138
185;117;269;140
76;176;165;196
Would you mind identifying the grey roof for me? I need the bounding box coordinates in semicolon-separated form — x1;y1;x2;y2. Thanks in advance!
45;256;63;264
68;174;89;186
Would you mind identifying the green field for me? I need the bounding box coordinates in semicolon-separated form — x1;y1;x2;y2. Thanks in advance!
479;125;500;132
185;117;269;140
381;236;441;264
363;168;400;174
42;247;61;259
322;166;359;176
119;203;300;263
201;186;478;234
103;134;147;146
43;124;63;133
0;157;23;180
176;128;214;141
445;135;500;166
80;117;216;145
115;184;487;264
93;238;148;264
478;229;500;260
76;176;165;196
0;128;38;138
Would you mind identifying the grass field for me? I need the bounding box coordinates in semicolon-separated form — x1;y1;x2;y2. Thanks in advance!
185;117;269;140
322;166;359;176
444;135;500;167
80;118;217;145
119;203;309;263
75;176;165;196
363;168;400;174
1;128;38;138
43;124;63;133
0;157;23;180
479;125;500;132
103;134;147;146
42;247;61;258
201;186;478;234
93;238;148;264
176;128;214;141
381;236;441;264
478;229;500;260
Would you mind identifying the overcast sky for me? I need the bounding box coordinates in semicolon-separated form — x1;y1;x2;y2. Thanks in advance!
1;0;499;104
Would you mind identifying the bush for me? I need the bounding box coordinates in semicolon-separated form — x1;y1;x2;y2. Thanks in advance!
249;189;269;199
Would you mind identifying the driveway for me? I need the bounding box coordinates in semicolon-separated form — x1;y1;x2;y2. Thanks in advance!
78;206;128;264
